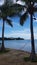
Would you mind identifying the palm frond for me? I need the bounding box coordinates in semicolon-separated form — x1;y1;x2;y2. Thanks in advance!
6;18;13;27
20;12;28;25
23;0;37;2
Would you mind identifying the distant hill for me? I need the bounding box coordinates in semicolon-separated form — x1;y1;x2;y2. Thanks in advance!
0;37;24;40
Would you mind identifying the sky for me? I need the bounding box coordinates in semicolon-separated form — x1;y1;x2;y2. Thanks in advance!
0;0;4;6
0;0;37;39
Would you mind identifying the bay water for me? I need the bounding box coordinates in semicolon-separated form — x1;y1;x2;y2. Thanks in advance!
0;40;37;53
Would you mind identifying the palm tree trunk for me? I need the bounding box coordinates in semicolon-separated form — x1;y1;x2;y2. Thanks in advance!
30;14;36;60
1;19;5;51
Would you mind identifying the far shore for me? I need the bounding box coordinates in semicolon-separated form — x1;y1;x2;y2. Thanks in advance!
0;37;24;40
0;48;37;65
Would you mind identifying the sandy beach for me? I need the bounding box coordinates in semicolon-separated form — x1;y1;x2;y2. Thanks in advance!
0;49;37;65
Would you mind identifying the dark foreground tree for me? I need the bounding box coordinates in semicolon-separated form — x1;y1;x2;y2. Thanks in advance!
0;0;23;51
19;0;37;60
0;0;13;51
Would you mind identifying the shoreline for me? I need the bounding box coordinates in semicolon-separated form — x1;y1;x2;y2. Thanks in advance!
0;48;37;65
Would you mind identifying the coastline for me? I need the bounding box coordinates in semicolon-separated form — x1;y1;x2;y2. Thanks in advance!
0;48;37;65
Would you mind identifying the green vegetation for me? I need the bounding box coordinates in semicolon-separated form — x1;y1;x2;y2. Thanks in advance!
0;49;10;54
24;56;37;62
24;56;30;62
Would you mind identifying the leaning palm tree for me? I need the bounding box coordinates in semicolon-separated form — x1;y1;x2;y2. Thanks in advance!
19;0;37;60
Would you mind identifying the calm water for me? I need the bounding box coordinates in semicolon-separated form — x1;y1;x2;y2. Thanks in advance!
0;40;37;53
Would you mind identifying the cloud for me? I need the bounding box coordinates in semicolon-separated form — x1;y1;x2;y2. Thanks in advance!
4;32;31;39
10;0;16;4
16;0;25;6
0;0;4;6
4;28;31;39
4;27;37;39
13;0;16;3
34;19;37;22
4;30;37;39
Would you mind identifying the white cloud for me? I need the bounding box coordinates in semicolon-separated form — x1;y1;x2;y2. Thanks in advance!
34;19;37;22
4;28;31;39
34;3;37;7
4;32;30;39
4;27;37;39
13;0;16;3
16;0;25;6
0;0;4;6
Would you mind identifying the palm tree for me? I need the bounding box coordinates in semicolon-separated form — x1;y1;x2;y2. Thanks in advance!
19;0;37;60
0;0;23;51
0;1;13;51
0;0;25;51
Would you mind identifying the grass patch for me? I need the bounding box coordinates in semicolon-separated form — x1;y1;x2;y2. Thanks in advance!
24;56;37;62
24;56;30;62
0;49;10;54
31;57;37;62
